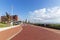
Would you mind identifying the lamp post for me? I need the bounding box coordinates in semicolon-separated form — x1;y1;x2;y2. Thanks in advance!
11;5;14;26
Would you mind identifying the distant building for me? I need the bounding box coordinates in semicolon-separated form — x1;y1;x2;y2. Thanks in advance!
11;15;18;21
1;16;7;23
0;17;1;22
1;15;18;23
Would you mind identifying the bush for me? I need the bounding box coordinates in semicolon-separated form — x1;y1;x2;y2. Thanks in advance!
32;23;60;30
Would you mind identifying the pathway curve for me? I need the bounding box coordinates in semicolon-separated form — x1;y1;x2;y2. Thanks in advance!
0;25;22;40
11;24;60;40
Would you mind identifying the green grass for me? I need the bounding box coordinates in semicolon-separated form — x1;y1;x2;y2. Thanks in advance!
33;23;60;29
49;24;60;28
0;23;8;28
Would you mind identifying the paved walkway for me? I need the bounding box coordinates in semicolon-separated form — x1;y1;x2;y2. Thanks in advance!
0;24;60;40
11;24;60;40
0;25;22;40
30;24;60;34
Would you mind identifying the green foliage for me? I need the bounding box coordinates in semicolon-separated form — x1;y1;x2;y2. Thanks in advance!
33;23;60;29
48;24;60;29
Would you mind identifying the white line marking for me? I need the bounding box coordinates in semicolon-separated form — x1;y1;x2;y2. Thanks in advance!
7;23;23;40
8;27;23;40
0;23;23;32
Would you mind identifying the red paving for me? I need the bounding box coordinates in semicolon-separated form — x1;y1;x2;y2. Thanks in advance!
0;25;22;40
11;24;60;40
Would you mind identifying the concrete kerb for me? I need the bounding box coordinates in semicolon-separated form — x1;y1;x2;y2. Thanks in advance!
8;26;23;40
0;23;23;40
0;23;23;32
8;23;23;40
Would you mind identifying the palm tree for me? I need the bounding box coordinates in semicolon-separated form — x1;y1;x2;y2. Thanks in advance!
6;12;11;26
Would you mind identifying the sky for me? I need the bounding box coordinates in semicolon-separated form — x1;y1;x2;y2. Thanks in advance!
0;0;60;24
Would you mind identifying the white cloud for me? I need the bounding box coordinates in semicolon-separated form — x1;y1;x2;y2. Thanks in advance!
29;7;60;24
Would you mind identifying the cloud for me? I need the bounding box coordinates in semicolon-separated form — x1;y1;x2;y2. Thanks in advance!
29;7;60;24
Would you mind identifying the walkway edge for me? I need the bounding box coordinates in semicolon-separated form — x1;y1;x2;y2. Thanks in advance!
8;24;23;40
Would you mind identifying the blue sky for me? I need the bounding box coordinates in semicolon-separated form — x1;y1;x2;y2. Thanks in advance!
0;0;60;23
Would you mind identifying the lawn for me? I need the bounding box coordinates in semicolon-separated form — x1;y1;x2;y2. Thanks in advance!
0;23;8;28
